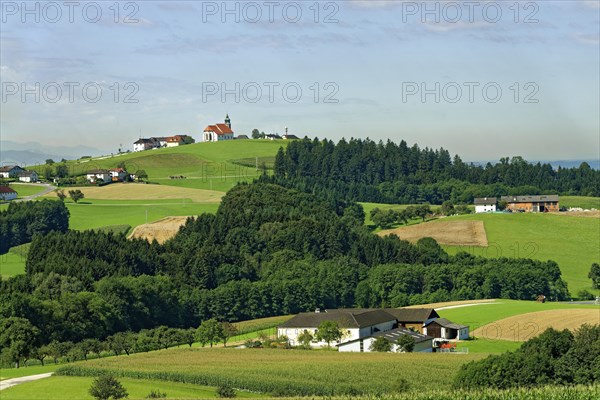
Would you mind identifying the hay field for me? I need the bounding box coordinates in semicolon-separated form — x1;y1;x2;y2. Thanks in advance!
378;220;488;246
45;183;224;202
128;216;189;244
473;309;600;341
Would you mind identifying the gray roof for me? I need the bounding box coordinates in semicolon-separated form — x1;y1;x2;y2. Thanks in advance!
279;308;439;329
279;309;395;329
424;318;468;330
87;169;110;174
235;135;249;139
17;171;36;177
0;165;23;172
500;195;559;203
340;327;434;346
474;197;497;205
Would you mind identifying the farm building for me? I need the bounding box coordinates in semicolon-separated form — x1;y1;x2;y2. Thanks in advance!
203;115;234;142
235;135;249;140
0;165;25;178
474;197;497;213
109;168;128;182
0;186;18;201
86;169;112;183
338;327;433;353
16;171;39;183
277;308;459;349
423;318;469;343
133;138;159;152
500;195;559;212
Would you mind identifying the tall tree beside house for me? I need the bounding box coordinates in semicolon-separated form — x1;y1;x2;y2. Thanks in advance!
135;170;148;182
68;189;84;203
589;263;600;290
396;335;415;353
251;129;260;139
297;330;314;349
55;164;69;178
315;321;343;347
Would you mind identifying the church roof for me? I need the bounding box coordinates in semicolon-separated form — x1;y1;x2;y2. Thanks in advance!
204;124;233;135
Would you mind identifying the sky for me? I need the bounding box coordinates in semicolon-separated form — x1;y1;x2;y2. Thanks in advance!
1;0;599;161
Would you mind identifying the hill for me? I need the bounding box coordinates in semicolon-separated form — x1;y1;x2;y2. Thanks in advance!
35;140;286;192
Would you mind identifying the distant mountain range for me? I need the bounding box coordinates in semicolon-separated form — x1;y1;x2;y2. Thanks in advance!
0;140;110;166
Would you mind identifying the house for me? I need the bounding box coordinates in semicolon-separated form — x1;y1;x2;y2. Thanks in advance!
203;114;234;142
86;169;111;183
338;327;434;353
277;308;448;349
0;165;25;178
423;318;469;344
282;134;299;140
265;134;282;140
133;138;158;152
474;197;497;213
109;168;127;182
235;134;249;140
16;171;39;183
0;186;18;201
500;195;559;212
166;135;184;147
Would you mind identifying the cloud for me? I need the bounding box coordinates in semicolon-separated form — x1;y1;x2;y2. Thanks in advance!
580;0;600;9
572;33;600;45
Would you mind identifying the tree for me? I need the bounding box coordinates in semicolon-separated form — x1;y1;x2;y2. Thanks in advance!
440;201;455;216
297;330;314;349
55;164;69;178
197;319;224;348
89;375;128;400
396;334;415;352
588;263;600;289
315;321;342;347
221;322;238;347
80;338;103;361
135;170;148;182
274;147;286;178
44;166;53;181
55;189;67;201
0;317;40;368
251;129;260;139
414;205;432;222
180;328;196;347
31;345;50;366
107;332;135;356
153;326;180;349
45;159;55;165
369;336;391;352
68;189;84;203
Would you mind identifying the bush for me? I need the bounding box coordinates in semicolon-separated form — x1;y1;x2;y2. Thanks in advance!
146;389;167;398
576;289;595;301
89;375;128;400
216;382;236;398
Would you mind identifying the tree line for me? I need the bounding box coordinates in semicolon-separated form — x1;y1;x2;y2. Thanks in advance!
270;138;599;203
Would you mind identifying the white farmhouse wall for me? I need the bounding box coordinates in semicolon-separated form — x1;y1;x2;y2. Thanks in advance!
278;327;359;348
475;205;496;213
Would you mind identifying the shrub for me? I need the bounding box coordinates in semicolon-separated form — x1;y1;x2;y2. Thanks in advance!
146;389;167;398
216;382;236;398
89;375;128;400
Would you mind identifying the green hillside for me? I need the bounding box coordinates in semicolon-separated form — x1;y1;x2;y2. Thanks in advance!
31;140;285;192
441;213;600;295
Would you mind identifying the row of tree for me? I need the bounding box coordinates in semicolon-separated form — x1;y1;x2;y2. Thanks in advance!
271;138;599;203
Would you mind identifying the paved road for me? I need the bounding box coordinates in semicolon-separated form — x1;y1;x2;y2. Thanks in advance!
12;183;56;202
0;373;53;391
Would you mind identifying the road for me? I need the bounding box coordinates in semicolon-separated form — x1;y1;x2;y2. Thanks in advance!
12;183;56;202
0;373;53;391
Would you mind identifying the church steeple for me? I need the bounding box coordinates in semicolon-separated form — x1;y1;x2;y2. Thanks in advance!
225;113;231;129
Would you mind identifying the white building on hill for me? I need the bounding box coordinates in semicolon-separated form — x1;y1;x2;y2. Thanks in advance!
474;197;497;213
203;114;234;142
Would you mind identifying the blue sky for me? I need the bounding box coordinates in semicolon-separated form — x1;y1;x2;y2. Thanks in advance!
1;0;599;161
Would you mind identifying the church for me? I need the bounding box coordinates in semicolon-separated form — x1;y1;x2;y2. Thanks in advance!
203;114;234;142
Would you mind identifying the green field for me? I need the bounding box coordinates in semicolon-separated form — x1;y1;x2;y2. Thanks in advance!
57;348;485;396
0;364;61;381
560;196;600;209
0;244;31;278
0;375;261;400
9;184;47;198
438;300;599;332
440;213;600;294
30;140;285;192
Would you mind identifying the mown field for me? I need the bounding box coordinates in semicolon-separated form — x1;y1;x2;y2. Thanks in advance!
0;375;263;399
30;140;285;192
57;349;485;396
560;196;600;209
8;183;47;198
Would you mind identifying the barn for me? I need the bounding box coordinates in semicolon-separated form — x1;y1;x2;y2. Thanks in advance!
501;195;559;212
338;327;434;353
423;318;469;341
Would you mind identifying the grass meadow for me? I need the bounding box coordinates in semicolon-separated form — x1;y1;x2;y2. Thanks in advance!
560;196;600;209
9;184;48;198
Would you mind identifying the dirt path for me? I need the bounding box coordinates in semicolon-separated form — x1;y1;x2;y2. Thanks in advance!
0;373;53;391
128;216;190;244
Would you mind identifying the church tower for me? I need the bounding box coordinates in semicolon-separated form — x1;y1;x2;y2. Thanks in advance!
225;114;231;129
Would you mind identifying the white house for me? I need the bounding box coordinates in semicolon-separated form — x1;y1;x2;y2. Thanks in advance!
203;115;234;142
109;168;127;181
17;171;39;183
0;165;25;178
133;138;159;152
86;169;112;183
166;135;184;147
0;186;18;201
474;197;497;213
338;327;434;353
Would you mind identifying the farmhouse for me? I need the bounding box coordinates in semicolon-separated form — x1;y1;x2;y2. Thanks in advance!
278;308;463;350
501;195;559;212
0;165;25;178
86;169;112;183
133;138;159;152
16;171;39;183
423;318;469;343
282;134;299;140
339;327;434;353
0;186;18;201
203;115;234;142
109;168;128;182
166;135;184;147
474;197;497;213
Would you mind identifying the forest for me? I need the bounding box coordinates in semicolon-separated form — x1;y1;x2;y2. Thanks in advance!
0;183;570;360
270;138;600;203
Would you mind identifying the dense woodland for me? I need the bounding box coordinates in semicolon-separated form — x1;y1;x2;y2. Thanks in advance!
0;183;570;358
270;138;600;203
0;200;69;254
